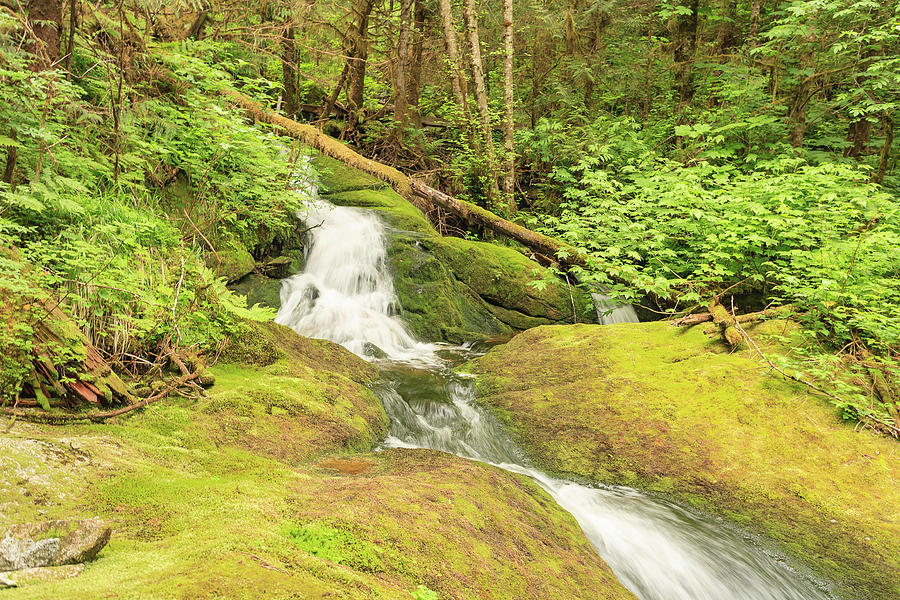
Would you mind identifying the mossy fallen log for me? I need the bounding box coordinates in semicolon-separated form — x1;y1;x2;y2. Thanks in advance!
223;90;598;272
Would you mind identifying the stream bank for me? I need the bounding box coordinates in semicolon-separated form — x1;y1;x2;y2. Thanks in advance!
1;320;636;599
467;322;900;600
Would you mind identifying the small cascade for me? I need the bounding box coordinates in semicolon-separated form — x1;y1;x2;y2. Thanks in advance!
276;199;834;600
276;201;438;364
592;292;640;325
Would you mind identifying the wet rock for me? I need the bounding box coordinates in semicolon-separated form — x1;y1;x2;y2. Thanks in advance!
362;342;387;359
2;518;111;568
261;256;294;279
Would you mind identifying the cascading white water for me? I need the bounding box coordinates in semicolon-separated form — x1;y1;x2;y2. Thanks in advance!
593;292;640;325
276;201;438;364
276;199;835;600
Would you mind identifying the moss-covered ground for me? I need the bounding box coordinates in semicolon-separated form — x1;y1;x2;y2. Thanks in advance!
2;322;636;600
312;156;596;342
468;321;900;600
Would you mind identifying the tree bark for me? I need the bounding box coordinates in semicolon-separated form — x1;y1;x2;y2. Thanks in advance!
3;130;17;190
462;0;497;203
393;0;413;139
672;0;699;104
502;0;515;213
27;0;62;69
406;0;427;127
437;0;469;120
185;9;209;40
715;0;738;55
347;0;375;115
281;21;299;116
749;0;762;47
63;0;75;74
847;118;872;158
873;116;894;185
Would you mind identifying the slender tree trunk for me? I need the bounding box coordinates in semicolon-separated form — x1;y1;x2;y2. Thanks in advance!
27;0;62;69
347;0;375;115
788;46;816;147
185;8;209;40
502;0;515;213
437;0;469;119
393;0;413;141
462;0;497;203
281;21;299;116
406;0;426;128
3;130;17;190
672;0;699;104
873;116;894;184
749;0;762;47
64;0;75;74
320;62;349;121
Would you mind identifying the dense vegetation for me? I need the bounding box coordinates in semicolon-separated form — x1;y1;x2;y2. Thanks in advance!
1;0;898;432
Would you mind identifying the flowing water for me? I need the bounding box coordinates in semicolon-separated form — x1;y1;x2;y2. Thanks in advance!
276;199;835;600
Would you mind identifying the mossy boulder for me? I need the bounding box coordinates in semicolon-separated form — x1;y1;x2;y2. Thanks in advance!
313;155;596;342
228;273;283;310
209;242;255;283
1;323;635;599
468;321;900;600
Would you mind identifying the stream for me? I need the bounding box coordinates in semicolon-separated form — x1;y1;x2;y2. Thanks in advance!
275;199;836;600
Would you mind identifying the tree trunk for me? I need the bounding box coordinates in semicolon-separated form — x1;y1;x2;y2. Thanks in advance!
281;21;299;116
437;0;469;120
847;118;872;158
3;130;17;190
672;0;699;104
715;0;738;55
462;0;497;203
502;0;515;213
406;0;427;127
873;116;894;185
185;9;209;40
393;0;413;140
63;0;75;74
347;0;375;115
749;0;762;47
27;0;62;69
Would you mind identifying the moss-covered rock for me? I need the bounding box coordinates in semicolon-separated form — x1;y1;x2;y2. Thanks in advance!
0;325;635;599
468;321;900;600
228;273;283;310
313;155;596;343
209;242;255;283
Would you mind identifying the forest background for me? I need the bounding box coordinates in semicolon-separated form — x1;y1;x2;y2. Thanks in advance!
1;0;898;433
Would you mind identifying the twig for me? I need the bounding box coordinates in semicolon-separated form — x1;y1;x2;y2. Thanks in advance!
732;318;900;437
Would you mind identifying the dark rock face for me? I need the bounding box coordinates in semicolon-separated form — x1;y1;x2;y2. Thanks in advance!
1;518;111;571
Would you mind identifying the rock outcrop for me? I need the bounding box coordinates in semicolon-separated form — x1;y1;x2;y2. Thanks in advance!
468;321;900;600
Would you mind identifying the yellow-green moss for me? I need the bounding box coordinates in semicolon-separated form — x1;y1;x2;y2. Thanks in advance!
469;321;900;600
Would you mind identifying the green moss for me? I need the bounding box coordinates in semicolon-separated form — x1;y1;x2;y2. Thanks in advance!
227;273;282;310
210;242;255;283
313;154;595;343
469;321;900;600
284;522;385;573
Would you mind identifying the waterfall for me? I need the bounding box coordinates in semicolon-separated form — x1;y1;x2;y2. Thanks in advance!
275;199;834;600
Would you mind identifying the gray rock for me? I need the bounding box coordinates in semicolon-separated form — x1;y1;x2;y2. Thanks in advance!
0;572;16;587
2;518;111;569
0;535;59;571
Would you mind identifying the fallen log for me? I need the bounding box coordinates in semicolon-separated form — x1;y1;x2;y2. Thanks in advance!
223;90;596;272
672;304;795;328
